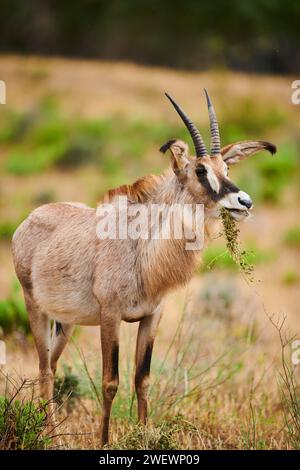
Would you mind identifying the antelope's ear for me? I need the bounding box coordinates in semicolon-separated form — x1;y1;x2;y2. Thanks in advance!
160;139;190;176
221;140;276;165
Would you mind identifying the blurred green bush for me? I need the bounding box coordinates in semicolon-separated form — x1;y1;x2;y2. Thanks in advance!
283;226;300;248
54;365;84;413
3;105;185;175
0;281;29;336
0;395;51;450
1;98;299;208
236;143;299;204
0;220;20;240
200;244;274;272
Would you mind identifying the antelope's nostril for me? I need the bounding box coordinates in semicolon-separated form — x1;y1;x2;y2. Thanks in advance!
238;196;252;209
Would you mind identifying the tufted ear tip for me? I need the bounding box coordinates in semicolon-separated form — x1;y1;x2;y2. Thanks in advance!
159;139;177;154
262;141;277;155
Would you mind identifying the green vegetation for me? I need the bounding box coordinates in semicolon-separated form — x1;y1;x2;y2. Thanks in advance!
282;270;299;285
0;282;29;336
280;365;300;449
236;143;300;204
2;104;186;176
54;365;84;412
200;243;274;273
0;109;36;144
222;99;285;143
269;316;300;450
284;226;300;248
0;384;51;450
7;142;67;175
2;98;299;209
0;220;20;240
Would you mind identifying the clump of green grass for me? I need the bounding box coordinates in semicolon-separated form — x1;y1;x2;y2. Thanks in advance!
54;365;84;413
0;380;51;450
0;281;29;336
108;415;196;450
284;226;300;248
282;270;299;285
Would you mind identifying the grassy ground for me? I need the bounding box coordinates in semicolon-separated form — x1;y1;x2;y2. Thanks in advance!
0;55;300;449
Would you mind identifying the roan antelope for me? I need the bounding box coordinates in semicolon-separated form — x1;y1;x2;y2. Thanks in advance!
12;90;276;445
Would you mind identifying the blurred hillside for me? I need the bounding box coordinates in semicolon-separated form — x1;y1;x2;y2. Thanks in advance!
1;1;300;74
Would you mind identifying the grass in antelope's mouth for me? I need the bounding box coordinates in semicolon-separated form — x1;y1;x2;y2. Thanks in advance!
221;207;254;279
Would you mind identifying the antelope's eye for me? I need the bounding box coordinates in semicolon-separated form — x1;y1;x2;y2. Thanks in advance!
195;166;206;177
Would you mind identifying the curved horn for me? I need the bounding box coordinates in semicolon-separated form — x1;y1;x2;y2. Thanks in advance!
204;89;221;156
165;93;207;157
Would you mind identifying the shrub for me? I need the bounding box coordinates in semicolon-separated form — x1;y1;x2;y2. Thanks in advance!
0;383;51;450
282;270;299;285
54;365;83;412
4;106;187;175
0;109;37;144
284;226;300;248
199;244;273;272
236;143;299;204
6;142;67;175
0;220;20;240
0;282;29;336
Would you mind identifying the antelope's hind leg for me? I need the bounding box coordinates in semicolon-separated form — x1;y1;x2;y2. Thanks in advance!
135;312;162;424
24;294;54;409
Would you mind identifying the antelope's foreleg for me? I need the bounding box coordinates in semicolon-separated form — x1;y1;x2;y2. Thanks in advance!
135;312;162;424
100;315;120;447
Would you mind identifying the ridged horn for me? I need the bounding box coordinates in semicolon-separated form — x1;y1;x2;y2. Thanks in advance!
204;88;221;156
165;93;207;157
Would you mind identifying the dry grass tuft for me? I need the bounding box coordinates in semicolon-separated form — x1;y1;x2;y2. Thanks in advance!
107;415;197;450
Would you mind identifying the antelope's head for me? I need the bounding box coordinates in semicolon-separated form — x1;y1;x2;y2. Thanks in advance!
161;90;276;221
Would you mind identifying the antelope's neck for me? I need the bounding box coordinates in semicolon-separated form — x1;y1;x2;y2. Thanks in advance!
139;171;202;299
